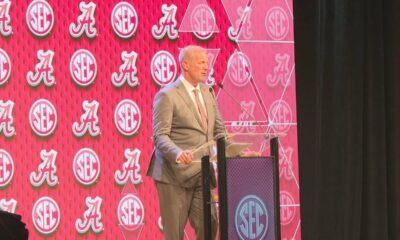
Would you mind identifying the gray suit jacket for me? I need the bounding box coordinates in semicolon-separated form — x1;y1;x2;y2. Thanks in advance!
147;79;226;188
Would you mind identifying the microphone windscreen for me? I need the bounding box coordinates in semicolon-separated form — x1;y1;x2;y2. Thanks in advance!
214;133;226;140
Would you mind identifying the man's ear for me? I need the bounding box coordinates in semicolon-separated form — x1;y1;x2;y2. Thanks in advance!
182;61;189;71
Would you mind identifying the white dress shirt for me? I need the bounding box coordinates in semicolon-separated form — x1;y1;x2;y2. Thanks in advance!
180;76;207;118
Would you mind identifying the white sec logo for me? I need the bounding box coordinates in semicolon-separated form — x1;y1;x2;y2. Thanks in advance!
151;50;177;86
117;194;145;231
0;149;14;187
190;4;216;40
70;49;97;87
227;51;252;87
26;0;54;37
111;2;138;39
114;99;141;136
29;99;57;137
0;48;11;86
32;197;60;235
73;148;101;186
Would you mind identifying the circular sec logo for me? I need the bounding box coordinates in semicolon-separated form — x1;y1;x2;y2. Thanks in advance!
0;149;14;188
190;4;216;40
265;7;290;40
32;197;60;235
280;191;296;225
269;99;292;133
111;2;138;39
117;194;145;231
235;195;268;240
29;99;57;137
73;148;100;186
151;50;177;86
0;48;11;86
227;51;252;87
114;99;141;136
26;0;55;37
70;49;97;87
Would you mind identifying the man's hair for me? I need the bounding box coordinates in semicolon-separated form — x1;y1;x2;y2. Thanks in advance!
179;45;206;67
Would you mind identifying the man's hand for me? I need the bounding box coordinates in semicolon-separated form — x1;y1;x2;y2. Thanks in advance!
177;150;193;164
240;151;261;157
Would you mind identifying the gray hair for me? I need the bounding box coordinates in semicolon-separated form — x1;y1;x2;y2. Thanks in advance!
178;45;206;65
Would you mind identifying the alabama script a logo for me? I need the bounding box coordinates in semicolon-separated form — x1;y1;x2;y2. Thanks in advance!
0;198;17;213
279;146;295;180
0;100;15;137
29;149;58;187
0;0;12;36
231;101;256;133
266;53;291;88
69;1;97;38
26;49;55;87
205;48;219;86
228;6;253;41
115;148;142;185
111;51;139;88
75;196;103;234
72;100;100;137
152;4;178;40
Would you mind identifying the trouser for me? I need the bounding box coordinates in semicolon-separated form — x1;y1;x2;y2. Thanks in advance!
156;177;218;240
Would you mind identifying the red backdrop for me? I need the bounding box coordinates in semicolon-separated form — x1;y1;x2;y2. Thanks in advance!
0;0;300;239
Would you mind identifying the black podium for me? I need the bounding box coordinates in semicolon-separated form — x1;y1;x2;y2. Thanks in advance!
201;136;281;240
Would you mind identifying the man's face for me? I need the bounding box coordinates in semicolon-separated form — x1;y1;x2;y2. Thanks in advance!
184;50;209;85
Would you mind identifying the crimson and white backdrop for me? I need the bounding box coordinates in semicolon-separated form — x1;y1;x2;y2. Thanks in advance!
0;0;300;239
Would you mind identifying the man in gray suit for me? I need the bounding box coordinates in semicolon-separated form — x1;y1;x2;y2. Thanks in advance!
147;45;227;239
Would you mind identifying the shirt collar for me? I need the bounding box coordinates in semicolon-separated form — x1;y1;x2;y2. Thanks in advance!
180;75;200;93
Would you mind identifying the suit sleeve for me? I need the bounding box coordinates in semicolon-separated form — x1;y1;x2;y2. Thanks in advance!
152;91;182;163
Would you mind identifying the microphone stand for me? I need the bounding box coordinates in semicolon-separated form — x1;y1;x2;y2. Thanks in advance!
215;82;272;140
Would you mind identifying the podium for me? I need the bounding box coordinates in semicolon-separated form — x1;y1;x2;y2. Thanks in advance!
201;134;281;240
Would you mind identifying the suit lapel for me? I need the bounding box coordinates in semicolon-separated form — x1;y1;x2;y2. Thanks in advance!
175;81;205;132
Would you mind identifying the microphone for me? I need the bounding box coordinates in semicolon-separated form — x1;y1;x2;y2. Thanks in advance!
214;132;229;141
209;85;230;141
209;86;216;99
